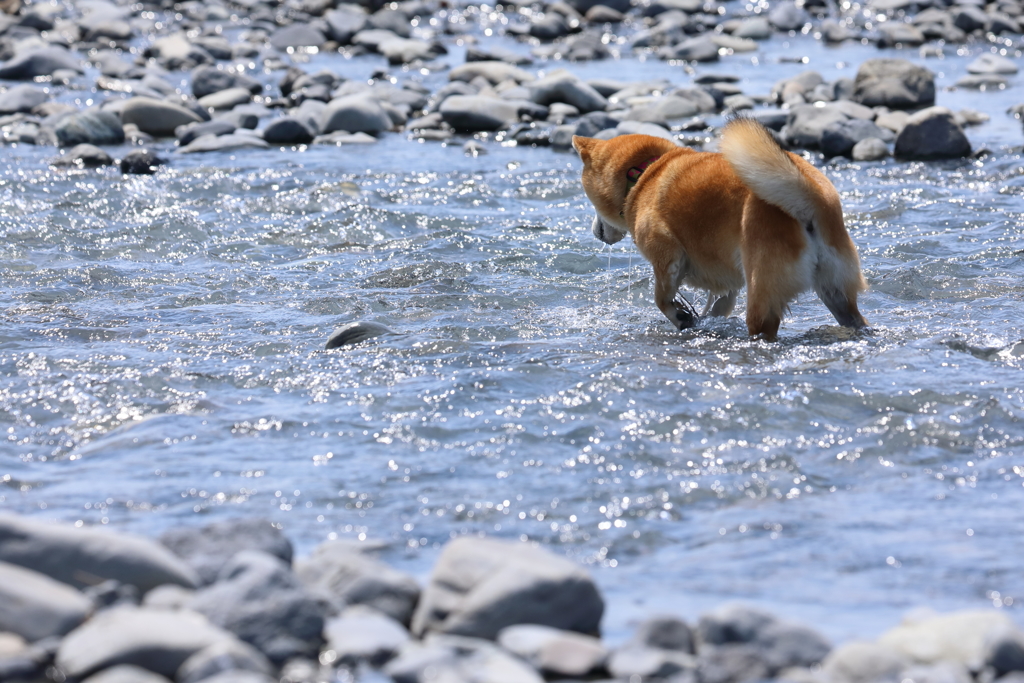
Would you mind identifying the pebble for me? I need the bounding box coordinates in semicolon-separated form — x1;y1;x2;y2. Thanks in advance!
0;514;197;593
176;119;237;146
0;46;81;80
410;536;603;640
55;606;236;679
0;561;93;641
527;71;609;113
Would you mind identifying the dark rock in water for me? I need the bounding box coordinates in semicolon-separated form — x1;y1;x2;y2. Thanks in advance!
527;72;608;113
955;74;1007;89
530;13;570;40
55;109;125;146
566;0;630;14
0;84;48;114
191;65;262;99
52;143;114;168
852;58;935;109
323;606;410;666
820;118;888;157
55;606;236;679
697;605;831;675
513;122;554;146
952;5;988;31
769;1;810;30
784;104;848;148
851;137;888;161
160;518;293;586
586;5;625;22
987;631;1024;676
177;639;274;683
263;117;316;144
189;671;275;683
189;551;327;663
0;561;93;641
0;514;197;592
320;94;393;134
410;536;604;640
0;46;81;80
894;106;971;160
217;110;260;130
750;109;789;131
325;321;396;348
574;111;619;137
368;7;412;37
81;664;172;683
120;149;165;175
121;97;203;137
176;119;236;146
270;23;327;50
465;46;532;65
699;605;777;645
439;95;519;132
608;646;695;679
697;643;770;683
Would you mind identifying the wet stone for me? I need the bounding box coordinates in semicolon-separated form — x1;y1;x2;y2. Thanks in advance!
176;119;237;146
0;561;92;641
967;54;1017;76
121;97;204;138
120;149;165;174
54;109;124;146
81;665;172;683
0;84;48;115
498;624;607;677
177;639;275;683
320;94;393;134
894;106;971;160
323;605;411;667
853;58;935;109
264;117;316;144
820;118;889;157
325;322;395;348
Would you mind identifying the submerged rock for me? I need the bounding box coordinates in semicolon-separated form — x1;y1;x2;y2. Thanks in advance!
53;143;115;168
55;109;125;146
121;97;204;137
325;321;396;348
894;106;971;160
120;149;165;174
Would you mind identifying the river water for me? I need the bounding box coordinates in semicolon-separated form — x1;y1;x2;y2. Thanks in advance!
2;31;1024;644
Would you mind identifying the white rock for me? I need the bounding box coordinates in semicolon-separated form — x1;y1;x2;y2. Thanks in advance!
0;560;93;641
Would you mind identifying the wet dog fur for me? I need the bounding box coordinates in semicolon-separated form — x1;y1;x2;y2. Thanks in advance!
573;119;868;340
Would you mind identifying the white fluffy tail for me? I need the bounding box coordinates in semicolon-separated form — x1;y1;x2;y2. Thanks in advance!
719;118;817;226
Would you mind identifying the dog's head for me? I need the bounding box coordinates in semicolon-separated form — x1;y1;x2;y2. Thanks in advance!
573;134;679;245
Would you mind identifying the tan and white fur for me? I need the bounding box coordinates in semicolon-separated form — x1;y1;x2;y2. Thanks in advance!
573;118;868;340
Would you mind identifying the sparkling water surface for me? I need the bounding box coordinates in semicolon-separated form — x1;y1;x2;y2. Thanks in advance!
2;32;1024;644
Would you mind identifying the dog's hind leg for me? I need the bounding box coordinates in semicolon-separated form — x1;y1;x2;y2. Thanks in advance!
709;290;738;317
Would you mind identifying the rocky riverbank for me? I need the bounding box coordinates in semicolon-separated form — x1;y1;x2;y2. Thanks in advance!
1;513;1024;683
0;0;1021;168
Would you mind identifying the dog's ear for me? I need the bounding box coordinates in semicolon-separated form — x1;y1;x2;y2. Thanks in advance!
572;135;595;162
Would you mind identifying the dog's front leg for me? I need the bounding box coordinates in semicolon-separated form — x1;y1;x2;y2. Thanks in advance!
653;256;696;330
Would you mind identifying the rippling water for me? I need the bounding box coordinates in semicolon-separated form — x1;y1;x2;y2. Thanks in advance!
3;33;1024;643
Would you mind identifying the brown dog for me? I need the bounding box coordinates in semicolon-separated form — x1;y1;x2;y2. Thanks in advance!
573;119;868;340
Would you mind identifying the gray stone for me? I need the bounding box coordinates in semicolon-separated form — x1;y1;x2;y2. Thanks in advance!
325;7;368;44
198;88;253;111
733;16;772;38
0;515;197;593
353;28;402;51
121;97;203;137
530;13;570;40
769;2;810;30
630;616;695;652
659;36;720;62
295;540;419;624
463;140;487;155
53;144;114;168
270;23;326;50
56;606;235;679
368;7;413;37
385;636;544;683
178;133;269;154
378;37;442;65
325;321;392;347
822;641;909;683
82;665;171;683
952;5;988;31
987;630;1024;676
120;149;165;175
191;66;262;99
586;5;625;22
217;109;261;130
615;120;676;141
141;584;194;610
0;46;81;80
440;95;518;132
410;536;603;640
498;624;607;677
323;605;410;666
314;131;378;145
320;94;392;134
609;646;696;679
852;137;889;161
55;109;125;146
190;551;327;663
264;117;316;144
699;606;778;646
184;672;275;683
955;74;1008;89
146;34;213;69
878;611;1019;671
756;621;832;671
0;84;47;115
697;643;770;683
784;104;849;148
176;119;236;146
527;71;608;113
853;59;935;109
177;639;274;683
894;106;971;160
899;662;973;683
0;561;92;641
877;23;926;46
449;61;534;85
820;118;889;157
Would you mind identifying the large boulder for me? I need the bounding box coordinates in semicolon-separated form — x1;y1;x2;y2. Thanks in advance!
120;97;204;137
0;561;93;641
55;607;236;679
189;551;327;663
295;540;420;625
820;118;889;157
852;59;935;109
410;536;603;640
55;109;125;146
319;94;392;134
0;46;81;80
894;106;971;160
0;515;198;593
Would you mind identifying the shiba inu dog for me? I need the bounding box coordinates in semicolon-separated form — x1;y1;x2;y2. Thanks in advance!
573;118;868;340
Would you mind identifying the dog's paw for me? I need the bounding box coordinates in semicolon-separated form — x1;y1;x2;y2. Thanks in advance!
672;296;698;329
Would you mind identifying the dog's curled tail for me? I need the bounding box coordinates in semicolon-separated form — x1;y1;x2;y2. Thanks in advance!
719;118;821;227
